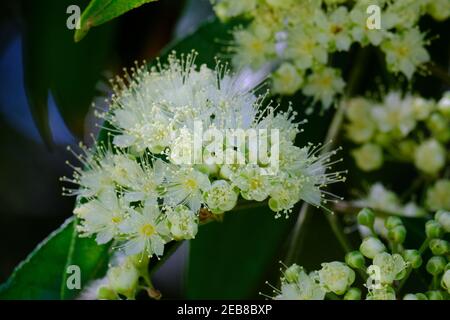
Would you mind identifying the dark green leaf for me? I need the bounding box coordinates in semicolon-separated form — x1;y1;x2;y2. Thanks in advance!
21;0;115;142
0;217;111;300
75;0;158;42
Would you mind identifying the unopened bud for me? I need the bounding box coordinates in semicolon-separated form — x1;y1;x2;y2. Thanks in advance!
343;287;361;300
357;208;375;227
360;237;386;259
429;239;449;256
402;249;422;269
426;256;446;275
426;220;443;239
345;251;366;270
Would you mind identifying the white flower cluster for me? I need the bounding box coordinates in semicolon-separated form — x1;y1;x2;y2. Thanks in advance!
271;210;450;300
345;92;450;215
63;53;344;259
211;0;449;107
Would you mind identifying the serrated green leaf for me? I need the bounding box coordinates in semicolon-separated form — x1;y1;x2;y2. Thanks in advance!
75;0;158;42
0;217;111;300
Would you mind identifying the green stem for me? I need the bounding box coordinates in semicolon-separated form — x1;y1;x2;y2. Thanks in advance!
285;204;311;265
397;238;430;293
325;213;353;254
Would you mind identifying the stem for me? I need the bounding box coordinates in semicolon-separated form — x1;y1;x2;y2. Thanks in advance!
284;48;371;265
397;238;430;293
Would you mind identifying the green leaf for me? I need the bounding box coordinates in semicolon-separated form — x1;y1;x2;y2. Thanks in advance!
0;217;111;300
21;0;115;143
187;207;292;299
75;0;158;42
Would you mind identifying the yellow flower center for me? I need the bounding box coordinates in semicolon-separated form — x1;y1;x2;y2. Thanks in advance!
185;178;198;190
140;223;155;237
111;216;122;224
250;178;262;189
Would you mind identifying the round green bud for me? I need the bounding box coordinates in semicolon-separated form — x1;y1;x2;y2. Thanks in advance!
343;287;362;300
403;293;418;300
415;293;429;300
345;251;366;270
435;210;450;233
426;290;444;300
360;237;386;259
426;220;443;239
402;249;422;269
357;208;375;227
385;216;403;230
284;264;302;283
429;239;449;256
426;256;446;275
388;225;407;244
97;286;117;300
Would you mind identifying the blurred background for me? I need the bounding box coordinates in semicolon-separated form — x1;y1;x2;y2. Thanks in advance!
0;0;215;285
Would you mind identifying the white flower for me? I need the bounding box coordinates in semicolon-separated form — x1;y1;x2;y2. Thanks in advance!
371;92;416;137
381;28;429;79
284;28;328;70
366;286;396;300
119;204;170;257
268;178;301;216
74;188;128;244
351;143;384;172
426;180;450;211
271;63;303;95
165;205;198;240
275;268;326;300
372;252;407;284
163;166;211;212
203;180;239;214
414;139;446;175
355;183;401;214
318;261;355;295
303;67;345;109
232;165;271;202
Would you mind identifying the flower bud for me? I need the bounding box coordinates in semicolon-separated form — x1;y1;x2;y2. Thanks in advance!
97;286;118;300
415;293;428;300
357;208;375;228
388;225;406;244
352;143;383;172
435;210;450;233
414;139;446;175
426;256;446;275
402;249;422;269
385;216;402;230
403;293;418;300
426;220;443;239
284;264;302;283
429;239;449;256
107;262;140;297
345;251;366;270
360;237;386;259
441;269;450;294
343;287;361;300
426;290;444;300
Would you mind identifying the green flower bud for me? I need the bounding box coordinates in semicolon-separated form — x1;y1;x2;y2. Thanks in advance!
284;264;302;283
97;286;118;300
388;225;407;244
344;287;362;300
415;293;428;300
426;290;444;300
441;270;450;294
429;239;449;256
357;208;375;228
435;210;450;233
426;220;443;239
402;249;422;269
426;256;446;275
385;216;403;230
360;237;386;259
345;251;366;270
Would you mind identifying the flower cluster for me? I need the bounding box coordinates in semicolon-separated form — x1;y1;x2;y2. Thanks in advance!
344;92;450;219
271;209;450;300
211;0;448;107
63;53;344;262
